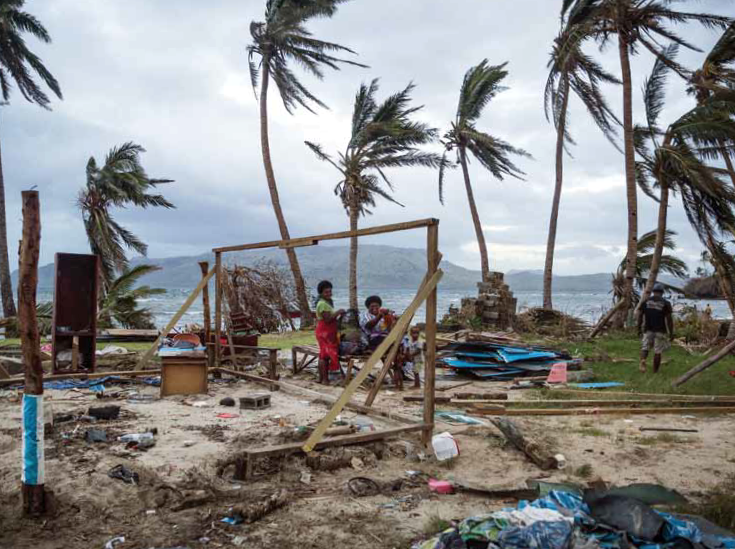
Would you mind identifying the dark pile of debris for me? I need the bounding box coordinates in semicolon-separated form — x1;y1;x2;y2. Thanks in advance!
515;307;589;336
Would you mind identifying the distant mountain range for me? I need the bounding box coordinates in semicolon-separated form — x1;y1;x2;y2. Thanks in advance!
15;245;681;294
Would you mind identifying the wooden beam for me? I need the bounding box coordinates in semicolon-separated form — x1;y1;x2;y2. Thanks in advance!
19;191;49;516
136;268;215;370
279;239;317;249
216;367;419;424
422;223;439;446
550;389;735;401
217;367;280;391
0;369;161;388
213;218;439;253
672;338;735;387
199;262;213;369
214;253;222;369
436;381;473;392
302;269;444;453
469;406;735;416
462;399;735;407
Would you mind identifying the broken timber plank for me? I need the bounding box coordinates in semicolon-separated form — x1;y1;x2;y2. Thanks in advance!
489;417;560;470
0;369;161;387
470;406;735;417
436;381;473;393
302;269;443;453
136;268;215;370
216;368;280;391
461;399;735;408
550;389;735;401
672;338;735;387
403;395;452;404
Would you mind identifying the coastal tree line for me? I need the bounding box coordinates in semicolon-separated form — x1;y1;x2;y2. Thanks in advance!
0;0;734;330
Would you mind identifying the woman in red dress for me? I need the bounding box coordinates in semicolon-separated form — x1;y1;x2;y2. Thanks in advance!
314;280;345;385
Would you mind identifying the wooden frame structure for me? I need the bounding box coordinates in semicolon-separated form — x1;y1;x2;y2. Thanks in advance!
212;218;441;447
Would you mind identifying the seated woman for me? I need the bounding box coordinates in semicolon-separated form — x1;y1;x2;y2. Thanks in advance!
360;295;395;351
314;280;345;385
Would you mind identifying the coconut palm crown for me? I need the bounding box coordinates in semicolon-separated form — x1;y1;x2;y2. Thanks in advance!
305;79;442;309
77;142;174;287
438;60;531;282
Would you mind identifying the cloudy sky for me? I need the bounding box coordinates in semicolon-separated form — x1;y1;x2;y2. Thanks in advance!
3;0;733;276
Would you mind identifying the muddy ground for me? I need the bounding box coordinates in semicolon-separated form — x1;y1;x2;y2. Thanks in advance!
1;364;734;549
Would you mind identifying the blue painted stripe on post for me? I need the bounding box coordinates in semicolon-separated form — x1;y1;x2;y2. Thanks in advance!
22;395;40;485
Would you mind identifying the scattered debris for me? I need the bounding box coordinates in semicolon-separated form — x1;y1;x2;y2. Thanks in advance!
489;417;560;470
431;432;459;462
85;428;107;443
219;397;236;407
108;464;139;485
228;489;290;524
87;405;121;420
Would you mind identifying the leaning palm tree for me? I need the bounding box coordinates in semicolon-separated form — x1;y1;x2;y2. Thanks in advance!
305;80;442;309
438;60;531;282
77;142;174;288
635;47;735;309
542;22;620;310
563;0;731;314
247;0;366;325
688;22;735;185
0;0;62;319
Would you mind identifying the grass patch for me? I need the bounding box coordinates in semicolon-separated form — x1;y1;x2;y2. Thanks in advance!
424;515;452;536
260;331;316;350
574;427;609;438
636;433;694;446
574;464;594;479
529;331;735;397
680;474;735;531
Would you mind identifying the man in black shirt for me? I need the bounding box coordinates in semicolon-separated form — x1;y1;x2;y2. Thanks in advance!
637;283;674;374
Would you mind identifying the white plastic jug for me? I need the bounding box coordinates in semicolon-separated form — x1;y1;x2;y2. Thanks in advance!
431;432;459;461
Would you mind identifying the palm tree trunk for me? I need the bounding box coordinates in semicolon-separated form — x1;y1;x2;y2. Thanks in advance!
705;235;735;316
348;190;359;311
459;146;490;282
637;180;669;310
0;125;17;319
618;31;638;322
721;145;735;187
543;76;570;310
259;60;313;327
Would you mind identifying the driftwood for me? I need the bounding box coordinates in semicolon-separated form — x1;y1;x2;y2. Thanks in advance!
590;300;625;338
489;417;559;470
229;490;290;523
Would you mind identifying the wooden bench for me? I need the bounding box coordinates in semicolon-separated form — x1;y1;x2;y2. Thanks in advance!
291;345;369;383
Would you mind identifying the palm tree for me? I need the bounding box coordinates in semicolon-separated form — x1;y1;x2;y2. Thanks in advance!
305;80;442;309
543;22;620;310
247;0;366;326
438;60;531;282
0;0;62;319
97;264;166;330
562;0;731;315
635;47;735;309
611;229;688;305
77;142;174;288
688;23;735;185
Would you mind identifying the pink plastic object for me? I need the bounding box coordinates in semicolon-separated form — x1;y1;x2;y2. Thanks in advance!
428;479;454;494
546;363;568;384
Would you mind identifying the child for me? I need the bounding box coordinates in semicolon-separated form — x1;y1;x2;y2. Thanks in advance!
402;326;425;388
315;280;345;385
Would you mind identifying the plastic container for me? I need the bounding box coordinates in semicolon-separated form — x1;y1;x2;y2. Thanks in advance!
118;432;155;443
428;479;454;494
431;432;459;461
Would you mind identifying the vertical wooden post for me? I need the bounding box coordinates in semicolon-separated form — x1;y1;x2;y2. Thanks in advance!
199;261;213;368
19;190;46;515
214;252;222;368
422;222;439;446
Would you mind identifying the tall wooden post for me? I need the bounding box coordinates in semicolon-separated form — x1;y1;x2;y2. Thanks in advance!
422;221;439;446
214;252;222;368
18;191;46;515
199;261;213;368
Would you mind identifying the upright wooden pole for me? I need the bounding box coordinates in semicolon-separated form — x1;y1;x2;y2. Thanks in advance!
18;190;46;515
215;252;222;367
199;261;213;368
422;222;439;446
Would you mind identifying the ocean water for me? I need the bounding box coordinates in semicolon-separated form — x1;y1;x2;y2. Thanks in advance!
36;287;732;330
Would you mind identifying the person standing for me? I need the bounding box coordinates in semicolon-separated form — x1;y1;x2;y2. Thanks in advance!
637;283;674;374
315;281;345;385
